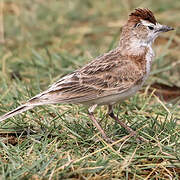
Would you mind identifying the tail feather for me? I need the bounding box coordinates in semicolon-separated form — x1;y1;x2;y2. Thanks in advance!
0;89;62;122
0;104;35;122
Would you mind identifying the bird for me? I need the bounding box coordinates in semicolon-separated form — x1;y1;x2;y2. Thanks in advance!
0;8;174;142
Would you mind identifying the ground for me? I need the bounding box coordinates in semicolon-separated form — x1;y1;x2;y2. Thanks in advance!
0;0;180;179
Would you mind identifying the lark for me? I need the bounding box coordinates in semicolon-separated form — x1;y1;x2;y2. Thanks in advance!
0;8;173;141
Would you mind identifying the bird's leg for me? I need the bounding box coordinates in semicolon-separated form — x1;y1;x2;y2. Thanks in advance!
108;105;137;136
108;105;147;142
88;105;112;142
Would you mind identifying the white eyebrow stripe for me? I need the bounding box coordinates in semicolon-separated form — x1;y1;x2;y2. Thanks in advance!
140;20;155;26
140;20;164;30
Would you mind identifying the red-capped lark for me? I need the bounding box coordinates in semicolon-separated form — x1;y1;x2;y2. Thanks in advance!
0;9;174;142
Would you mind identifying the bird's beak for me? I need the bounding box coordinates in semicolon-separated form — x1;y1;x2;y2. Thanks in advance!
155;24;174;33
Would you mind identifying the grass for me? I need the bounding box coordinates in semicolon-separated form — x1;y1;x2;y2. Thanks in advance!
0;0;180;179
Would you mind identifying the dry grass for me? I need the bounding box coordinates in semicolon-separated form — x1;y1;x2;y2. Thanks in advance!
0;0;180;179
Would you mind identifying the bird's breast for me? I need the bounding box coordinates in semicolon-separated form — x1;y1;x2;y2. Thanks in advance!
143;46;154;81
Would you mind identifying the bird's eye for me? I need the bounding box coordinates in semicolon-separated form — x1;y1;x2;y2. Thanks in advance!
148;26;154;30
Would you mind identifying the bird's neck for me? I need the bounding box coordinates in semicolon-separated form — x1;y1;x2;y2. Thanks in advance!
118;37;154;75
118;36;153;56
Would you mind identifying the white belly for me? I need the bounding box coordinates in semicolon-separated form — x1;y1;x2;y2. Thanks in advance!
83;84;143;106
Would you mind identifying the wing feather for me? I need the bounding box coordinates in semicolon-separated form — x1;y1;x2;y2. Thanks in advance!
32;49;144;105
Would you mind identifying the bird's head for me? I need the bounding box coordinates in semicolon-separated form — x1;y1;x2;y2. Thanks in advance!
121;8;174;46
